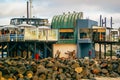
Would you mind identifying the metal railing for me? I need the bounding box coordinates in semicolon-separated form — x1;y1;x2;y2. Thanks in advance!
0;34;24;42
0;29;58;42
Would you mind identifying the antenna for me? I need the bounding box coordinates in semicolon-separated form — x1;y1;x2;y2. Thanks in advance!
110;17;114;28
101;17;107;27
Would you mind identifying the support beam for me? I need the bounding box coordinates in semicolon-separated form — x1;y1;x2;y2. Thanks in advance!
44;43;47;58
93;43;96;57
27;42;29;58
2;43;3;58
110;44;112;59
104;43;106;59
7;42;9;57
99;43;101;59
34;42;36;58
15;43;17;57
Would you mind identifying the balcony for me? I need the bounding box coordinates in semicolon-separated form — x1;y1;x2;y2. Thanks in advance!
0;29;58;42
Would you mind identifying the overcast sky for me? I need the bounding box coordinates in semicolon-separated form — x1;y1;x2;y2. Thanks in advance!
0;0;120;28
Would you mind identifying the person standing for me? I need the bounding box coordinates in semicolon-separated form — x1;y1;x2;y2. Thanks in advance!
88;49;92;59
35;53;39;61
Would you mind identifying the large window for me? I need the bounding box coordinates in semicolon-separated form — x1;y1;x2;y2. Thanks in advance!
92;28;106;41
79;28;92;39
59;29;74;39
60;32;73;39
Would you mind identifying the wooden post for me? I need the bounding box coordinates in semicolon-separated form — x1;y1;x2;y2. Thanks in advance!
99;43;101;59
34;42;36;58
7;42;9;57
1;43;3;58
104;43;106;59
110;44;112;59
15;42;17;57
44;43;47;58
27;42;29;58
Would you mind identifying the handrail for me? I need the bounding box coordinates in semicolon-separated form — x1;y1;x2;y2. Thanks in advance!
0;29;58;42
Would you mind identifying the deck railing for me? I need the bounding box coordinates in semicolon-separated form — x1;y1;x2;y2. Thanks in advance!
0;29;58;42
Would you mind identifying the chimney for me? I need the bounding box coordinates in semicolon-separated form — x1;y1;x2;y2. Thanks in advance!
27;1;29;19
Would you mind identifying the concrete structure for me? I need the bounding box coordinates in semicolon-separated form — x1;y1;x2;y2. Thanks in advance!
51;12;83;58
77;19;98;58
51;12;98;58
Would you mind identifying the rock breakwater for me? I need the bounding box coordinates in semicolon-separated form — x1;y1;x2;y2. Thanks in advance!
0;57;120;80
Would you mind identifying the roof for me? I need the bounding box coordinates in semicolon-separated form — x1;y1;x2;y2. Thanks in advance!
11;18;48;20
51;12;83;28
17;23;36;28
0;25;17;30
38;26;50;29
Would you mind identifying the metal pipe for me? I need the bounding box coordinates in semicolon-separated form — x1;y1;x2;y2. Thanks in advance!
29;0;32;18
110;44;112;59
99;43;101;59
110;17;113;28
102;19;104;27
105;17;106;27
27;1;29;19
104;43;106;59
100;15;102;26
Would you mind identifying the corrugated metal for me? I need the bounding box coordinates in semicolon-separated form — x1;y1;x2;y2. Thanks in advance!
51;12;83;28
51;12;83;44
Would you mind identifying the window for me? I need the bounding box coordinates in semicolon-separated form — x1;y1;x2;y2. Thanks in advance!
79;28;92;39
60;32;73;39
59;29;74;39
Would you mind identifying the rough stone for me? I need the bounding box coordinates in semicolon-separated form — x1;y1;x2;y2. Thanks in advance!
101;69;108;74
0;58;120;80
71;62;80;68
92;68;100;74
75;67;83;73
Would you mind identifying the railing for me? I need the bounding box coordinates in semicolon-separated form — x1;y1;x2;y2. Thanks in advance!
0;34;10;42
0;29;58;42
0;34;24;42
17;34;24;41
58;38;76;43
78;38;92;43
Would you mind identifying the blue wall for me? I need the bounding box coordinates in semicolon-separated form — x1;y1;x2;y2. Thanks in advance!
79;43;95;58
76;19;97;58
77;19;98;28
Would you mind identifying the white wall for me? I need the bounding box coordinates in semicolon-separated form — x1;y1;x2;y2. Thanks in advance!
53;44;77;58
